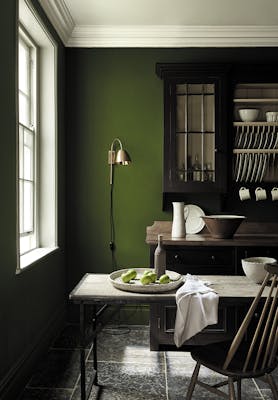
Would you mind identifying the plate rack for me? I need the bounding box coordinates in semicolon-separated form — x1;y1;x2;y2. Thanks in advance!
233;122;278;182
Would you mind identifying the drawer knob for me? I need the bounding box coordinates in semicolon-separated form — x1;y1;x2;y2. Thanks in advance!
174;254;181;261
211;255;216;262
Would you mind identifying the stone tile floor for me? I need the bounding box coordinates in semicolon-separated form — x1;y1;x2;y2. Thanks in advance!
19;325;276;399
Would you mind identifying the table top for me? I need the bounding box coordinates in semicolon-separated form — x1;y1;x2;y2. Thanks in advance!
69;273;269;305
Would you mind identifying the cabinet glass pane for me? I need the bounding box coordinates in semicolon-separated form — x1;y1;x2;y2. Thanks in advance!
176;83;215;182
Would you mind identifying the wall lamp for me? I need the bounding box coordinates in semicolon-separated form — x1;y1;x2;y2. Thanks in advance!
108;138;131;185
108;138;131;269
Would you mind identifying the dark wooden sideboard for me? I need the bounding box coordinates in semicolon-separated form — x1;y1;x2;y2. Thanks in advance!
146;221;278;350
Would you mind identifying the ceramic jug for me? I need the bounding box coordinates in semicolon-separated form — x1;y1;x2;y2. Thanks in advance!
171;202;185;238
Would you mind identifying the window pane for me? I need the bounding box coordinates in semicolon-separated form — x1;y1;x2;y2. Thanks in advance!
19;125;24;179
23;181;33;233
19;92;30;126
19;180;24;233
20;235;32;255
24;129;33;180
18;40;29;94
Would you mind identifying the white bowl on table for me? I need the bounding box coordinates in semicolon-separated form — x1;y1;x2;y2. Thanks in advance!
241;257;277;284
239;109;259;122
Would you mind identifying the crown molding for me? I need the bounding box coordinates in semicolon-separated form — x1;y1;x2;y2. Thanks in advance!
38;0;74;44
37;1;278;47
67;25;278;47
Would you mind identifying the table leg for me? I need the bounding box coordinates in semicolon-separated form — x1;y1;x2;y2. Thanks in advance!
80;302;86;400
92;305;98;384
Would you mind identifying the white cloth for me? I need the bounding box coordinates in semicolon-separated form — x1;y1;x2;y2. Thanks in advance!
174;274;219;347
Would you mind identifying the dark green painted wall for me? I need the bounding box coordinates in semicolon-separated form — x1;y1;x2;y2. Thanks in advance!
2;1;278;392
66;47;278;290
0;1;66;397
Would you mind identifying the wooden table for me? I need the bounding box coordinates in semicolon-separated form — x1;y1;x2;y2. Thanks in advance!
69;273;267;400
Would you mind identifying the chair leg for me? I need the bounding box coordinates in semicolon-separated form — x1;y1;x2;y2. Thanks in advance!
185;361;201;400
266;373;278;400
228;377;236;400
237;378;242;400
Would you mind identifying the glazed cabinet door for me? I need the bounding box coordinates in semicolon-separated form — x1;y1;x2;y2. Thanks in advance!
156;63;229;194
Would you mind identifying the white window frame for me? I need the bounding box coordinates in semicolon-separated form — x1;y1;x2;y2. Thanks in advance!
17;0;58;273
18;26;38;255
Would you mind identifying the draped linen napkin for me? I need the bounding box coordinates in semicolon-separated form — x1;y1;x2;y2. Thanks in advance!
174;274;219;347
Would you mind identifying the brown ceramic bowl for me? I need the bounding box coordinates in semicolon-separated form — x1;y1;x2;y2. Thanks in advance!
201;215;246;239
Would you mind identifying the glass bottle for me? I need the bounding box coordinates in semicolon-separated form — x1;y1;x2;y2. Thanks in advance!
154;234;166;278
193;154;201;181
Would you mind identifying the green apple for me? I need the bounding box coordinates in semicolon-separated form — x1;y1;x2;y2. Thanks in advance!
159;274;171;284
121;269;137;283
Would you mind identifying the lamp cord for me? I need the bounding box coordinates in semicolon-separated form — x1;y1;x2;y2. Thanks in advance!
110;182;117;270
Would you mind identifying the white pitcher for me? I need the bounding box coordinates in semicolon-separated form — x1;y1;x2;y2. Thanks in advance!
171;202;186;238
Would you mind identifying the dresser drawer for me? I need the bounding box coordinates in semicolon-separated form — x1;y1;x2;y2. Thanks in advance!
166;247;235;275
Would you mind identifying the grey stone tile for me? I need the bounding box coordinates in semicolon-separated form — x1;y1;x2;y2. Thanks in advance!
18;387;73;400
51;323;97;349
260;388;276;399
51;324;81;349
27;349;84;389
72;362;165;400
92;360;166;399
90;327;164;364
254;369;278;391
166;358;262;400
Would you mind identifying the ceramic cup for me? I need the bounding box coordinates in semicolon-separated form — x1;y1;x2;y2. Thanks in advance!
255;187;267;201
271;187;278;201
239;187;251;201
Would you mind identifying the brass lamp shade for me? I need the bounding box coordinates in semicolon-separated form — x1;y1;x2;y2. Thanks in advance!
115;149;131;165
109;138;131;185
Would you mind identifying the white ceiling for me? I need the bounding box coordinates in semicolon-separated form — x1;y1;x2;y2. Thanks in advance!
38;0;278;47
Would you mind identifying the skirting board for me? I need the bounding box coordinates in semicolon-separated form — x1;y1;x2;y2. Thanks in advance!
0;302;66;400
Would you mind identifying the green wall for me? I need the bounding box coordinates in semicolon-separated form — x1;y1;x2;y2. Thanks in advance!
0;1;66;398
66;47;278;290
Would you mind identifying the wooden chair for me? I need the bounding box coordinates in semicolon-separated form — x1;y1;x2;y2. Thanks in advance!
186;263;278;400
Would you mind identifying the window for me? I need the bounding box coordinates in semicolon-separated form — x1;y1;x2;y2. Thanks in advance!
18;28;37;255
17;0;58;272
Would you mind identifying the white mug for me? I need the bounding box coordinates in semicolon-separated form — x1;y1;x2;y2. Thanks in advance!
239;187;251;201
271;187;278;201
255;187;267;201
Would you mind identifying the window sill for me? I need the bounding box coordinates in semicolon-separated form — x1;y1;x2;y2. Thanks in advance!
17;247;59;273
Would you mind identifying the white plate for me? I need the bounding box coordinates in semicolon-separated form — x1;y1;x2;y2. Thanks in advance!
259;154;268;182
236;153;243;182
109;268;183;293
255;154;263;182
184;204;205;234
245;153;253;182
250;154;258;182
240;153;249;181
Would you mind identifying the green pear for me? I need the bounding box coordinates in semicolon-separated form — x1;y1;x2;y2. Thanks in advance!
140;274;153;285
121;269;137;283
159;274;170;284
146;272;157;283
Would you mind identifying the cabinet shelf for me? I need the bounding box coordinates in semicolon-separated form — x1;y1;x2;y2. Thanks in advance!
234;98;278;103
233;149;278;154
233;122;278;127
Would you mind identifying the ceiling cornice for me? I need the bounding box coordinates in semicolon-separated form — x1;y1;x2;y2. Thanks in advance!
38;0;74;44
67;25;278;47
38;1;278;47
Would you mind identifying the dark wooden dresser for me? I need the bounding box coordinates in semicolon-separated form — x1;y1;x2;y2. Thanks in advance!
146;221;278;350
